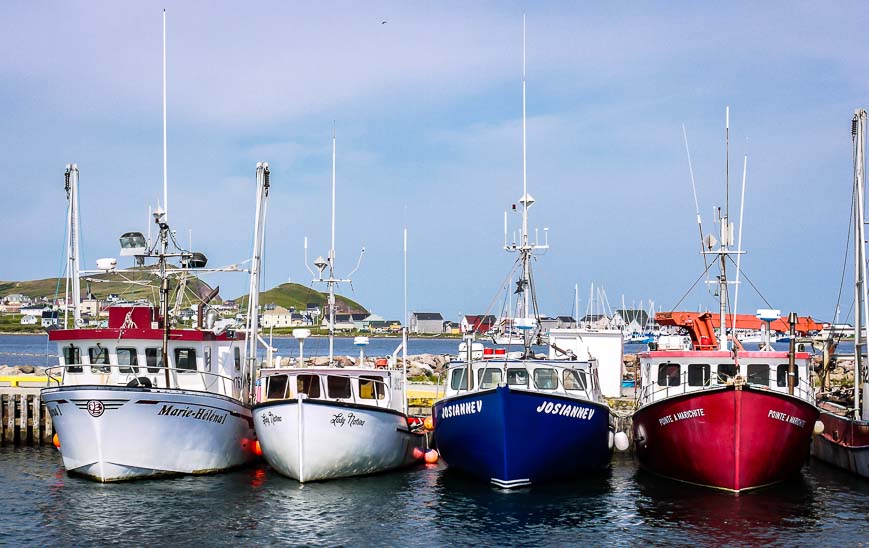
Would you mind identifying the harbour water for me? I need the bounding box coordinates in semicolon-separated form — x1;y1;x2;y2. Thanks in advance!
0;447;867;545
2;334;867;545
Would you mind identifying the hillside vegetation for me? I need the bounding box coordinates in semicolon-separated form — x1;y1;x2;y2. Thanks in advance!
0;270;216;307
235;283;367;314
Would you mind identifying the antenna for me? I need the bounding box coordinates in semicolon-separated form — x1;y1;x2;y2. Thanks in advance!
683;124;711;278
732;150;748;332
162;9;168;222
402;226;408;415
725;106;730;223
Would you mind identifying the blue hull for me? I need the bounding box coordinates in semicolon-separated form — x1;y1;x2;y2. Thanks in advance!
432;386;613;488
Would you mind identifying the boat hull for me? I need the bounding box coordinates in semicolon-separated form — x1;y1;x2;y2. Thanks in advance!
432;386;613;488
42;385;256;482
811;407;869;478
633;386;818;492
252;399;426;482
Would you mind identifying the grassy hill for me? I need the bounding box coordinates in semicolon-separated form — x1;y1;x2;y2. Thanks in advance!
235;282;367;314
0;269;217;307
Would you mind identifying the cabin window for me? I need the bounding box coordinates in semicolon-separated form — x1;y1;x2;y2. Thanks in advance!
359;375;386;400
234;347;241;371
747;364;770;386
145;348;162;373
174;348;197;372
717;363;737;384
564;369;587;391
116;348;139;374
533;368;559;390
506;368;529;387
89;346;110;374
297;374;321;398
657;363;681;387
477;368;503;389
204;347;212;372
688;364;710;387
266;375;288;400
63;345;82;373
327;375;352;399
776;364;799;387
450;368;474;391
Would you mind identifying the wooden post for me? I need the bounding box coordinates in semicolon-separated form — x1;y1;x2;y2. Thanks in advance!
4;394;14;444
20;394;29;444
33;394;41;445
42;399;53;444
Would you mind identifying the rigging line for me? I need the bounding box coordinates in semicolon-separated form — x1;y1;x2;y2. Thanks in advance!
724;255;773;308
827;180;856;345
475;258;523;335
667;260;716;312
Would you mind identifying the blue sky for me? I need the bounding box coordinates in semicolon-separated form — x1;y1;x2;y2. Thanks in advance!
2;1;868;324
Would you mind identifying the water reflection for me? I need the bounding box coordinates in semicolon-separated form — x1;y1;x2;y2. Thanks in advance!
633;467;818;544
3;447;867;546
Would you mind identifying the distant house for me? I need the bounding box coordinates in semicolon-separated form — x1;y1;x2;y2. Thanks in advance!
538;316;559;333
410;312;444;334
3;294;31;305
322;313;366;331
41;310;60;328
580;314;611;330
358;313;384;332
20;304;48;317
261;305;294;328
306;303;322;317
461;315;497;334
20;315;38;325
443;321;460;335
556;316;577;329
106;293;121;303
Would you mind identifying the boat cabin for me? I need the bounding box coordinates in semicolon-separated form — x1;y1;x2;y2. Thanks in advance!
47;305;245;398
258;367;405;412
637;350;814;405
443;358;600;401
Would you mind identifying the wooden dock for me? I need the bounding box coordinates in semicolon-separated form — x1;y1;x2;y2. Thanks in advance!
0;377;53;446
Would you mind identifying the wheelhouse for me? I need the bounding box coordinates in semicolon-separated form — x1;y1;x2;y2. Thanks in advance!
442;359;600;401
258;368;404;412
636;350;815;405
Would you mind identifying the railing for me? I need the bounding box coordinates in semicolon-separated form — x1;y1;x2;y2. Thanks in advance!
636;369;816;407
44;364;241;400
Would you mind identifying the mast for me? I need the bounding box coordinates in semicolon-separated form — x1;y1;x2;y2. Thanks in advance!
504;15;548;355
329;127;337;366
64;164;82;327
162;9;168;221
402;227;408;415
246;162;270;401
154;209;172;388
306;128;363;367
853;109;868;419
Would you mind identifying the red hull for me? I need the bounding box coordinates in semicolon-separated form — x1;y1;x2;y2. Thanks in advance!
633;386;818;492
811;404;869;478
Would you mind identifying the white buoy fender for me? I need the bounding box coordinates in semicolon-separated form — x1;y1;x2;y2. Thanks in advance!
608;431;614;450
813;420;825;435
614;431;630;451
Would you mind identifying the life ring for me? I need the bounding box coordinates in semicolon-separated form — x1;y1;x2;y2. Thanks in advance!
127;377;153;388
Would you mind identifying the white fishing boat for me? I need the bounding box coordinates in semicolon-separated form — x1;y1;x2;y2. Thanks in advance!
41;14;272;481
253;130;426;482
43;161;271;481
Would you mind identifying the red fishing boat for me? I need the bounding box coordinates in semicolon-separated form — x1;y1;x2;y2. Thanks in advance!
633;110;820;492
633;312;820;492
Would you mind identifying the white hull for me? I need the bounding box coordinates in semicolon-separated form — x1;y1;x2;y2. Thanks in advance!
253;398;426;482
42;385;256;481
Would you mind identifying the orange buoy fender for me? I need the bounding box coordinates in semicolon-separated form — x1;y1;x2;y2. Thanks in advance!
424;449;439;464
52;433;60;449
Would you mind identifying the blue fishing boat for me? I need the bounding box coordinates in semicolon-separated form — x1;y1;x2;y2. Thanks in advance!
431;17;626;489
